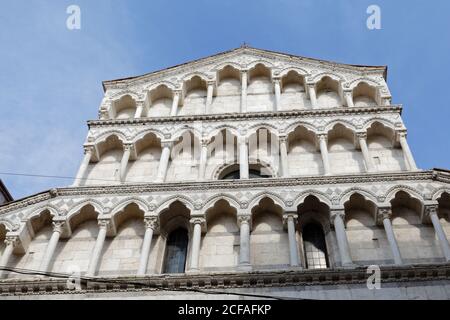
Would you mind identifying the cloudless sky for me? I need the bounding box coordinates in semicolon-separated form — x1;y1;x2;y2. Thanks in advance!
0;0;449;199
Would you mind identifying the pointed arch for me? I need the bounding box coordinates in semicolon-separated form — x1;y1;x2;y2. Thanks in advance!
110;197;150;217
293;190;333;208
339;188;379;206
66;200;104;221
203;194;241;212
155;196;196;216
248;192;286;211
384;185;425;203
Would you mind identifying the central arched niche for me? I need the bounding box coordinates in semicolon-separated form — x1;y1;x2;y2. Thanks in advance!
327;124;365;174
280;71;309;110
126;133;162;183
390;191;442;264
85;135;123;186
250;197;289;269
247;64;274;112
315;76;341;108
212;65;241;114
200;199;238;271
287;125;322;176
159;201;192;274
98;203;145;276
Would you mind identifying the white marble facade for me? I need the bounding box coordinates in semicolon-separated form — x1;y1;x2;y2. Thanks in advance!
0;47;449;299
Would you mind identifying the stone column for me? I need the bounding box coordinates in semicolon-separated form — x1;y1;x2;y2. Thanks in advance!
198;139;209;180
0;236;18;279
279;136;289;177
188;218;205;272
134;102;144;118
398;130;418;170
426;205;450;262
156;141;172;182
241;71;248;113
119;143;133;182
379;208;403;265
318;134;331;175
238;215;251;267
73;146;94;187
238;136;249;179
137;217;159;276
307;84;317;108
205;81;214;114
344;90;354;108
283;213;300;267
357;132;375;172
273;78;281;111
331;210;353;267
40;221;65;273
170;91;180;117
86;219;109;277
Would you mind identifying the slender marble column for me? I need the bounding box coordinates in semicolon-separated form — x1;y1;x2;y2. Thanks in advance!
284;213;300;267
398;131;418;170
279;136;289;177
119;144;132;182
379;208;403;265
426;205;450;262
86;219;109;277
156;141;172;182
134;102;144;118
198;139;208;180
357;132;375;172
40;221;65;272
73;146;94;187
170;91;180;117
238;215;251;266
307;84;317;108
331;210;353;267
241;71;248;113
0;236;18;279
318;134;331;175
273;78;281;111
239;137;249;179
205;82;214;114
344;91;354;108
137;217;159;276
189;218;205;271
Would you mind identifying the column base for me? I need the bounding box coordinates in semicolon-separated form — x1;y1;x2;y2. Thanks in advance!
237;264;252;272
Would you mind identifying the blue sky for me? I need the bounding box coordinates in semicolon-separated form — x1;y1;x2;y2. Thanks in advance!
0;0;449;199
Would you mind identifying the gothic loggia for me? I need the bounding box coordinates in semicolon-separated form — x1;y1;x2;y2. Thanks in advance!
0;47;449;299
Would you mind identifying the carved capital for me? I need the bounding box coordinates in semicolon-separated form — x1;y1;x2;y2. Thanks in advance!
282;213;298;225
237;215;251;226
378;208;392;222
4;236;19;247
83;145;95;155
317;133;328;142
144;217;159;230
425;205;439;218
396;129;407;139
330;210;345;225
189;217;206;226
161;140;174;149
123;143;134;152
98;219;110;229
356;132;367;140
52;221;66;234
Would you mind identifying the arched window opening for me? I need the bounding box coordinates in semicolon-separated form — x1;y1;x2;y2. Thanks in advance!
163;228;188;274
302;223;329;269
218;164;271;180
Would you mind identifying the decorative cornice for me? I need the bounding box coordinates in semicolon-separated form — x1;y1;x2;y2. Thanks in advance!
0;170;441;215
0;263;448;297
87;105;403;128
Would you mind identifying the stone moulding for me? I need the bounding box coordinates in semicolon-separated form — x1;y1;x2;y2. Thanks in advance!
87;105;403;128
0;263;448;297
0;170;440;216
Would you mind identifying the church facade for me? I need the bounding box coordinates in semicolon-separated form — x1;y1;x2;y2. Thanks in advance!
0;47;449;299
